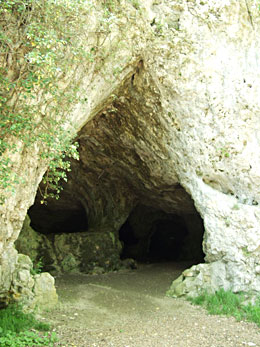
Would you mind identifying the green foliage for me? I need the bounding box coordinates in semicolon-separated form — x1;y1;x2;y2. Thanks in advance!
218;147;230;159
0;304;57;346
0;330;58;347
188;289;260;327
39;141;79;203
232;203;240;210
0;304;47;334
0;0;93;203
30;257;44;275
128;0;140;10
241;246;251;256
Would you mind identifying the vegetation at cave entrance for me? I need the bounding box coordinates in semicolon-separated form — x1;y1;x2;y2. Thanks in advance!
0;0;95;203
0;0;142;204
0;304;57;346
189;289;260;327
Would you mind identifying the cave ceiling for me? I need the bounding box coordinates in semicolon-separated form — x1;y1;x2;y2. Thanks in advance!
31;67;197;234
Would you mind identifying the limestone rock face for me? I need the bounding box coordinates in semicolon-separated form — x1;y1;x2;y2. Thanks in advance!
53;231;122;273
1;0;260;300
16;215;122;274
33;273;58;310
15;215;48;263
3;253;58;310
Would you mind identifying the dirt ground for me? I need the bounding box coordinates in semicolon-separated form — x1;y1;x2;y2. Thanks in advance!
42;262;260;347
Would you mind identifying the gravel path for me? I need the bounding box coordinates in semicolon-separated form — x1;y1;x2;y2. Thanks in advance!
42;262;260;347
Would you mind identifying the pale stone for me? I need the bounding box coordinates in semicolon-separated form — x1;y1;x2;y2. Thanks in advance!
17;253;33;271
33;273;58;309
255;266;260;274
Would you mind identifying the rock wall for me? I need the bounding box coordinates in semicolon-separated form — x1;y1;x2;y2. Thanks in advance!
16;216;123;274
1;0;260;301
159;0;260;295
1;251;57;310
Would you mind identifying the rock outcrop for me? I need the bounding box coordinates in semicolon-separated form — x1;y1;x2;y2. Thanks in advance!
4;252;57;310
16;216;123;274
1;0;260;303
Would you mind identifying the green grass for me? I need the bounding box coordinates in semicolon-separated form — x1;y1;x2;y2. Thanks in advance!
188;289;260;327
0;304;58;346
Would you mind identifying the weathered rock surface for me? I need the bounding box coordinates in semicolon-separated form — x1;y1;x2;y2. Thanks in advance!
15;215;48;264
2;253;58;310
1;0;260;302
16;215;122;274
33;273;58;310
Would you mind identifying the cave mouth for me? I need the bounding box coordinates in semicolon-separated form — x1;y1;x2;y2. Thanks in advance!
24;178;204;274
119;205;205;265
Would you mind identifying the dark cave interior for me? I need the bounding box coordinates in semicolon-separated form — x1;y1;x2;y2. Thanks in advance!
28;197;205;267
119;205;205;264
28;200;88;234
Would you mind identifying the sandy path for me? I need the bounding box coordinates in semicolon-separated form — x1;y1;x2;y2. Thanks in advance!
43;262;260;347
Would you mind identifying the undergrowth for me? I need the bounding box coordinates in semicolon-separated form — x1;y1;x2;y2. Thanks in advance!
0;304;57;346
188;289;260;327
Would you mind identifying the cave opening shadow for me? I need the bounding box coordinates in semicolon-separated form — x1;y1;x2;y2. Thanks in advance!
119;208;205;266
28;200;88;235
148;218;188;262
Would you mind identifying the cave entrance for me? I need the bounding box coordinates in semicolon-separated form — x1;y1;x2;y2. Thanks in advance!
119;204;205;265
20;182;205;275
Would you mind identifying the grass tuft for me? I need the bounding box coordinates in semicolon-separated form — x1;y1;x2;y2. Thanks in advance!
0;304;57;346
188;289;260;327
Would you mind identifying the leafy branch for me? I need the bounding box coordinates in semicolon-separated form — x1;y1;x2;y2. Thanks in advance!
0;0;94;203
